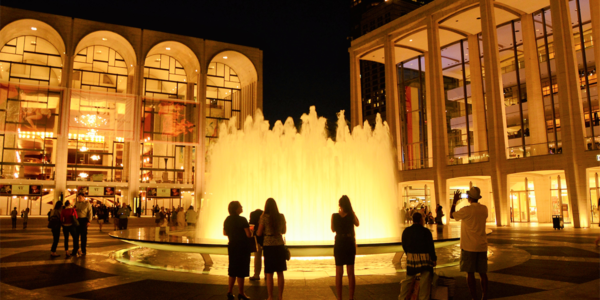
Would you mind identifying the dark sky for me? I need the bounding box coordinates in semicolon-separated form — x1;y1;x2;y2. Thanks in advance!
2;0;351;129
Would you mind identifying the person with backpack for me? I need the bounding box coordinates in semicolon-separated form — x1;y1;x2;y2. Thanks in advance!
48;200;63;257
60;200;79;258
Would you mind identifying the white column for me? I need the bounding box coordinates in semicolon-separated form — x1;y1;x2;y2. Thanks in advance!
194;72;207;209
384;36;402;171
426;17;449;220
550;0;589;227
521;13;548;155
467;34;488;155
480;0;510;226
349;51;363;128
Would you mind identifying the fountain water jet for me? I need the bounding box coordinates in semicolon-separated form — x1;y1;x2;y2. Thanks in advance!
197;106;400;244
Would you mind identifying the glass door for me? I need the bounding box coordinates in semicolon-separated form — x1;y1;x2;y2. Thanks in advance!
511;192;522;222
590;189;598;224
529;191;538;222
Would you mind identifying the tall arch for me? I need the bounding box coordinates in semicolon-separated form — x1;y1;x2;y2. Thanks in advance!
205;50;258;147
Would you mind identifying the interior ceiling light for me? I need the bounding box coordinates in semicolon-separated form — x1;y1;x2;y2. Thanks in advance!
166;47;171;50
31;27;37;31
223;56;228;59
75;110;108;128
102;38;107;41
79;172;89;178
91;155;101;161
410;39;413;42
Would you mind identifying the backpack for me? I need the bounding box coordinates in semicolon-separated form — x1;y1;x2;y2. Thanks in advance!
48;213;61;229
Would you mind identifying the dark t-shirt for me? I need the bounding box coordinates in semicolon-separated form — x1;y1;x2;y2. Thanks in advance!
332;213;355;235
224;215;249;246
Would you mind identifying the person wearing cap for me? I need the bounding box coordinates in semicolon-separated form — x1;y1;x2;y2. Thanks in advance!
451;187;488;300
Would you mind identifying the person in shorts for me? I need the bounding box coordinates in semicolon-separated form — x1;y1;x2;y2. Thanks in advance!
451;187;488;300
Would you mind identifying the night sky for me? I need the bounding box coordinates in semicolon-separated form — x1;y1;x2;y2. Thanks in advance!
1;0;352;132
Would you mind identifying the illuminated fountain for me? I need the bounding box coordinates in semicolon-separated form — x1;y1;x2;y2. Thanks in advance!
198;106;401;244
111;106;471;275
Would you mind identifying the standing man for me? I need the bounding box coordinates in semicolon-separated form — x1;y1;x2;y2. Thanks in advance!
399;212;437;300
248;208;264;281
451;187;489;300
117;203;131;230
75;193;92;257
10;207;17;229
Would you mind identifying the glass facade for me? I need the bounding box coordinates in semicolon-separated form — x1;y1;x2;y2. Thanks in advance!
205;62;242;149
142;54;196;185
397;55;430;170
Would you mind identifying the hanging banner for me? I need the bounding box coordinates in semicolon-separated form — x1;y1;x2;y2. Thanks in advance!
78;186;116;197
147;187;180;198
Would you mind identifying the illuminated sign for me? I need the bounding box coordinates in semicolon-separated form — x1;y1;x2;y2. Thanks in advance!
147;188;181;198
78;186;116;197
0;185;42;196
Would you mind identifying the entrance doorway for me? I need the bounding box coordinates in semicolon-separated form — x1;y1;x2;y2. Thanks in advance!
510;190;537;222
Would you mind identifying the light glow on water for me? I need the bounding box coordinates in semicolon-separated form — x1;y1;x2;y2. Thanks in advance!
198;107;400;243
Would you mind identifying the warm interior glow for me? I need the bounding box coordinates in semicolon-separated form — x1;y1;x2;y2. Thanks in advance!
198;107;400;244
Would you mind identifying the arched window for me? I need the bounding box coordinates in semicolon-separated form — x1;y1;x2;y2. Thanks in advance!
0;36;63;181
73;46;128;93
206;62;242;145
140;54;197;185
0;35;62;86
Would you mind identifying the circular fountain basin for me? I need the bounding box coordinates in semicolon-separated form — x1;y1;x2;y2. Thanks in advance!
110;223;490;256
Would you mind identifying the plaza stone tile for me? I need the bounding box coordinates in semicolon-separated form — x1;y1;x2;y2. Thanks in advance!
0;263;115;290
492;259;600;284
514;245;600;258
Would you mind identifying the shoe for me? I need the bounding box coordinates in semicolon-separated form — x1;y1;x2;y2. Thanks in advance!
50;252;60;257
238;294;250;300
249;276;260;281
65;252;71;258
227;293;235;300
77;250;83;256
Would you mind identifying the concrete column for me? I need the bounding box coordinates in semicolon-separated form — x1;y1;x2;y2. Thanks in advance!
480;0;510;226
467;34;488;155
592;1;600;89
126;34;145;205
194;71;207;209
426;17;449;220
550;0;589;227
349;51;363;128
54;20;75;201
384;36;402;171
424;53;433;166
521;13;548;156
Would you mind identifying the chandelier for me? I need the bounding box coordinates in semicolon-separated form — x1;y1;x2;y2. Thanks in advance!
75;111;108;128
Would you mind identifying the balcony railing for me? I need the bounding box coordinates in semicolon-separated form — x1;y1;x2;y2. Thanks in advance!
507;141;561;159
447;151;490;166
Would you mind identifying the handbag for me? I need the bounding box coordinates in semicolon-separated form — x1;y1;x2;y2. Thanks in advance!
47;214;61;229
72;209;80;227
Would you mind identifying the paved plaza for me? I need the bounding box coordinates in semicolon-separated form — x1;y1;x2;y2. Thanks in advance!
1;217;598;300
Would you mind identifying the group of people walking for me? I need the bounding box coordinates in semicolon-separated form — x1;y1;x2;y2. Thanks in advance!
224;196;359;300
47;193;131;258
153;205;197;227
47;193;93;258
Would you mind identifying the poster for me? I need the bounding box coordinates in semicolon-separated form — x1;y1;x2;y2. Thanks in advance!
13;185;30;195
147;188;180;198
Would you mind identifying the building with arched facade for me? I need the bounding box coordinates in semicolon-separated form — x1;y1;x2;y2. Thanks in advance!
0;7;262;215
350;0;600;228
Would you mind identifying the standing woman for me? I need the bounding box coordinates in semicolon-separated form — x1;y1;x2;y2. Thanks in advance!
60;200;79;258
49;200;63;257
224;201;252;300
331;195;360;300
257;198;287;300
